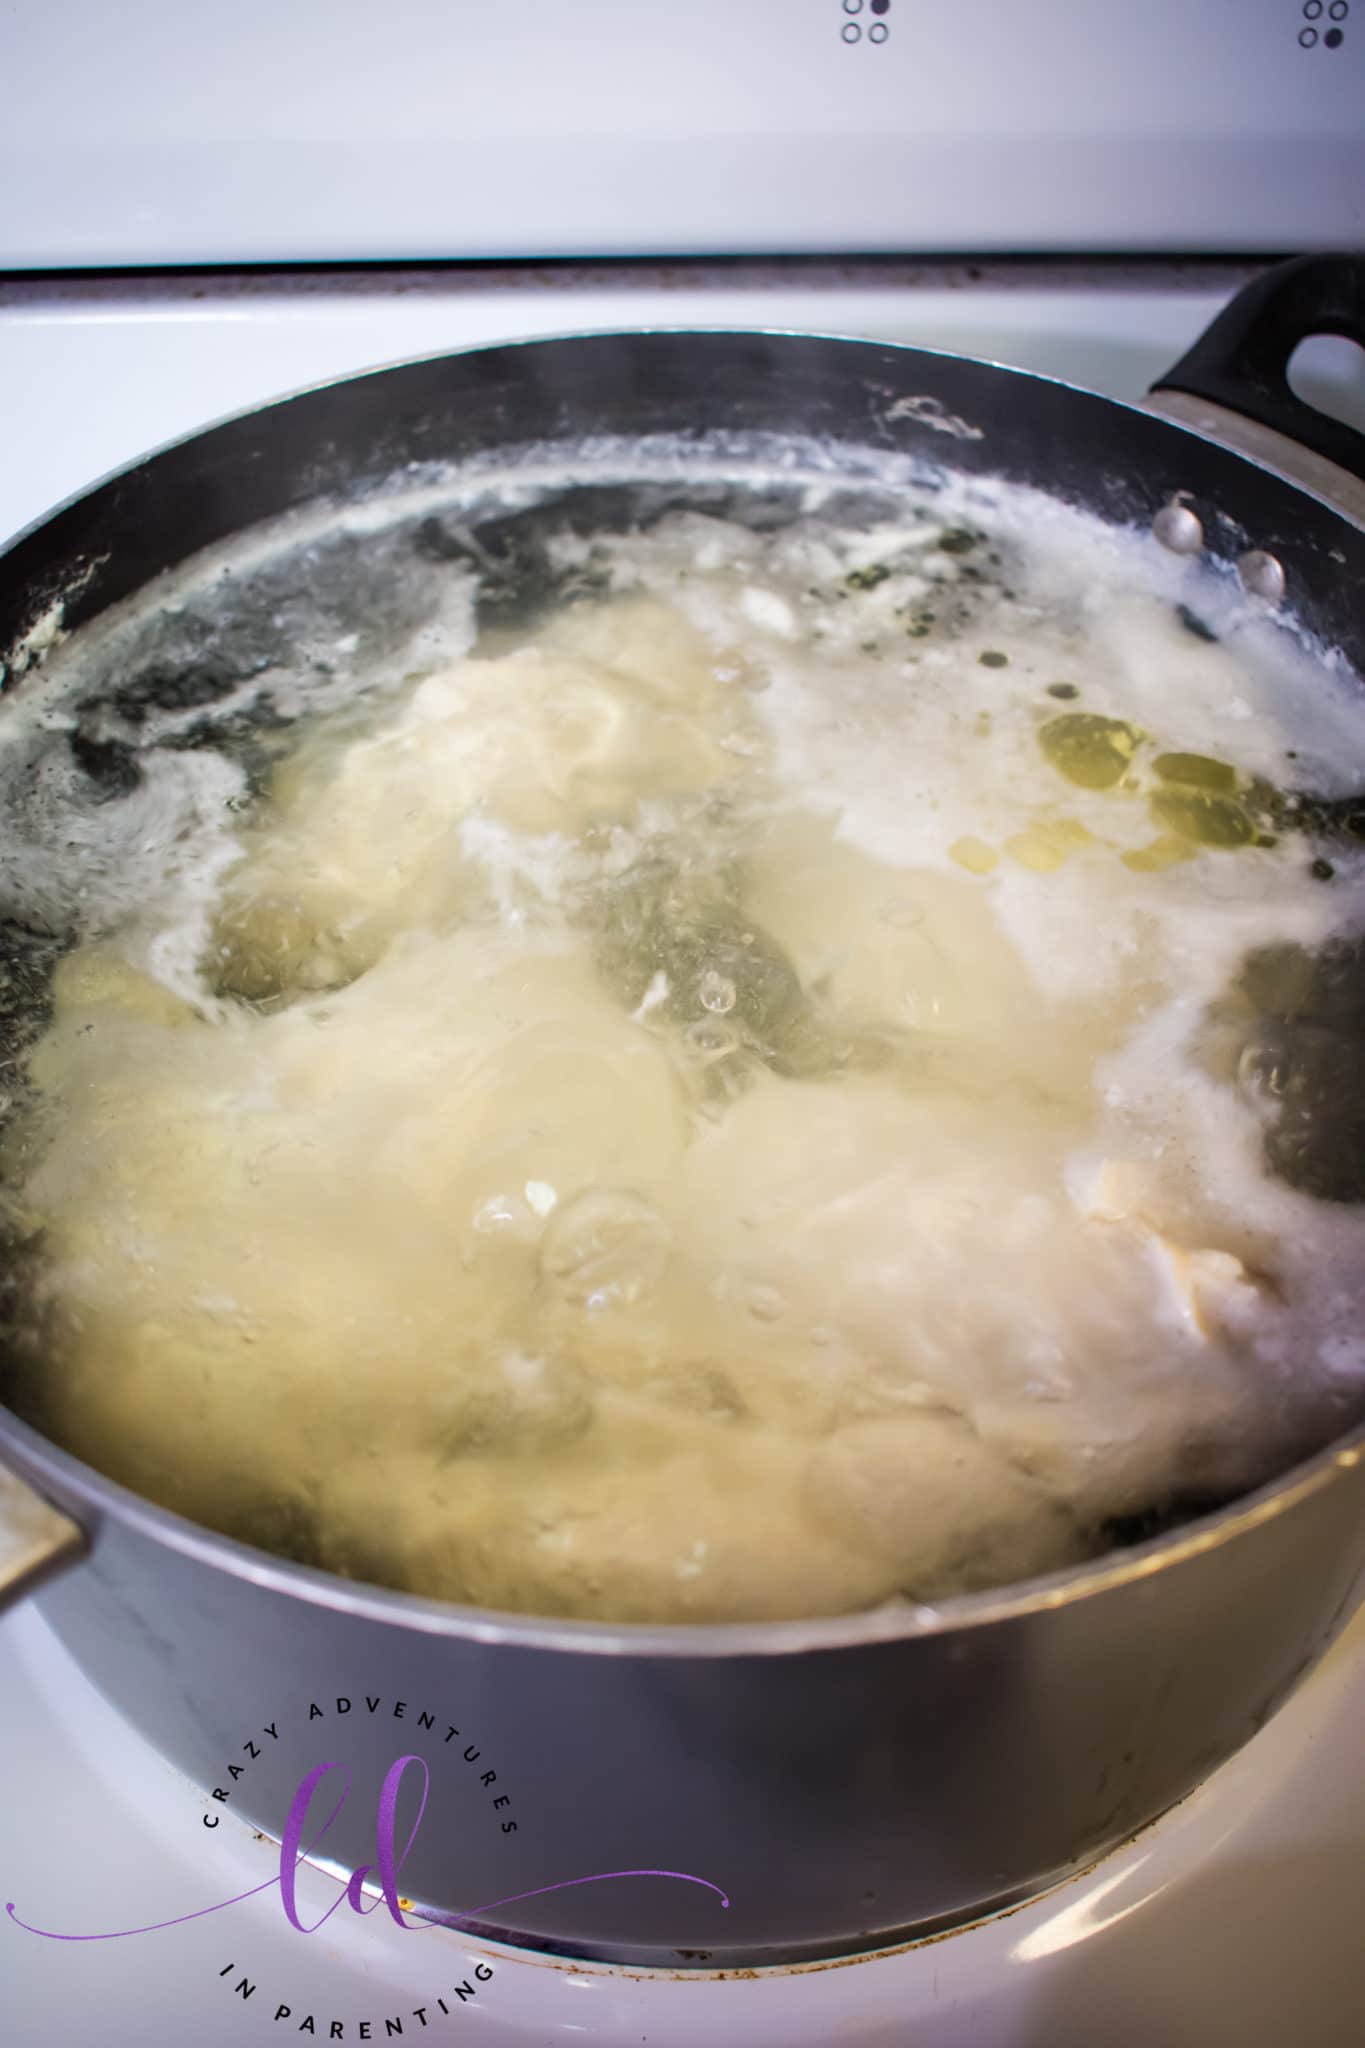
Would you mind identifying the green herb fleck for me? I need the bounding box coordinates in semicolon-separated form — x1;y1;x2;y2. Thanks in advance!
846;563;891;592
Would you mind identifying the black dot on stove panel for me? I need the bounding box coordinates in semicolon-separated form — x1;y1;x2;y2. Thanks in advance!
1325;24;1345;41
1300;23;1319;42
870;0;891;14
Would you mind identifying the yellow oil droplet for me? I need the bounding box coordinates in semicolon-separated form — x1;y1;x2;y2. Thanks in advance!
1039;713;1145;790
1005;818;1095;872
1121;834;1195;873
948;835;1000;875
1006;831;1066;873
1150;787;1256;849
1153;751;1238;793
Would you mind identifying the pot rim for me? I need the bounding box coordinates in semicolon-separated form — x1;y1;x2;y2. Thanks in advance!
5;320;1360;605
5;1399;1362;1656
3;321;1363;1657
1;323;1078;571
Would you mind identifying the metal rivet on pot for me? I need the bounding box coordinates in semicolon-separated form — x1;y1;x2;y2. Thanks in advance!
1237;550;1286;603
1152;502;1203;554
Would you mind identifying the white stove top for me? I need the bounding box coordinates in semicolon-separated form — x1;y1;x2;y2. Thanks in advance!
3;256;1364;2045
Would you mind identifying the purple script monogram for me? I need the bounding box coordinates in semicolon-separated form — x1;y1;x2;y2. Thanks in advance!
6;1753;729;1942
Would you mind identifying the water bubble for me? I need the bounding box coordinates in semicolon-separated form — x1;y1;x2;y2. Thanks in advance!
684;1018;738;1061
699;969;737;1015
747;1285;785;1323
540;1188;671;1310
295;951;343;991
880;897;926;930
472;1193;527;1235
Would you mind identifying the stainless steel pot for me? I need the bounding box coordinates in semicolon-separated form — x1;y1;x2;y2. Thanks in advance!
3;255;1365;1970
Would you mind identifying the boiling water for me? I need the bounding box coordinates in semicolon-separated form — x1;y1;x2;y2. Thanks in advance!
2;440;1365;1623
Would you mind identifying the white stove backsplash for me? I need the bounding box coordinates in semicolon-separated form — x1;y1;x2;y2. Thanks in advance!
1;3;1361;266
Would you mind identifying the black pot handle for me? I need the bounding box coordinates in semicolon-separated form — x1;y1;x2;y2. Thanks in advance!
1151;253;1365;486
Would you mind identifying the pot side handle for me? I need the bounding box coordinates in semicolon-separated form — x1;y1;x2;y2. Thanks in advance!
0;1461;86;1612
1149;253;1365;495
